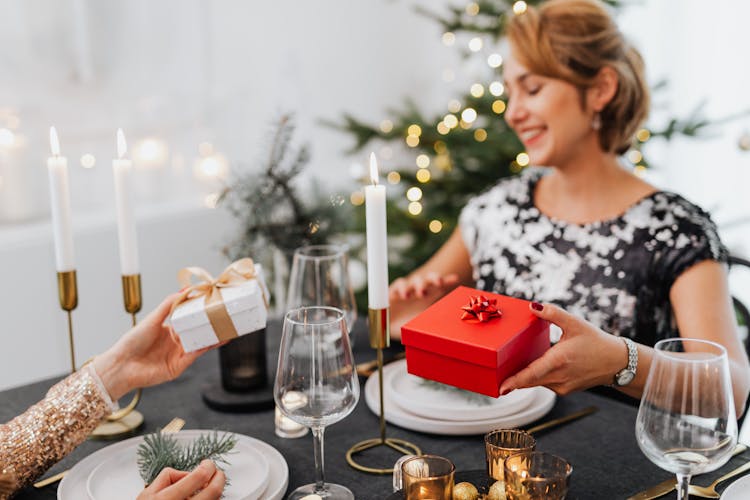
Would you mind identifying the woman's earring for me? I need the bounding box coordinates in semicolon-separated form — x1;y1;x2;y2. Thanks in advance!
592;112;602;131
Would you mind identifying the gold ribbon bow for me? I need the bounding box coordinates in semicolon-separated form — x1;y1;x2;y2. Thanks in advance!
171;258;268;343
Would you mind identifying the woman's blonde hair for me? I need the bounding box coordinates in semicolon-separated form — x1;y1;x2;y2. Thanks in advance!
506;0;649;154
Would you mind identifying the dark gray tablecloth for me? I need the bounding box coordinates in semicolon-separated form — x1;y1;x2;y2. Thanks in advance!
2;322;748;499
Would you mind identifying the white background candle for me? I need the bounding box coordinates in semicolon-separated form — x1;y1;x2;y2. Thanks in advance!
112;129;140;275
47;127;75;271
365;152;389;309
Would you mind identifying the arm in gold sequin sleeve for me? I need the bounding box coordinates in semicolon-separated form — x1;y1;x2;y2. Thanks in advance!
0;364;113;496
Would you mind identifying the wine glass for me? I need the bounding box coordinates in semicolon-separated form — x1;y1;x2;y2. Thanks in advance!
274;306;360;499
286;244;358;341
636;338;737;500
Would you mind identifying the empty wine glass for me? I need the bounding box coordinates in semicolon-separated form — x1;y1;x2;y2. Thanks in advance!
286;244;358;340
636;338;737;500
274;306;360;499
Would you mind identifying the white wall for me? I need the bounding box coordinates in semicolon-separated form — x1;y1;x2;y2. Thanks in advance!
0;0;454;389
618;0;750;256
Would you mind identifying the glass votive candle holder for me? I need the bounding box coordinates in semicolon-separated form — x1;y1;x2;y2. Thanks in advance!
393;454;418;492
504;451;572;500
274;391;309;439
485;429;536;482
401;455;455;500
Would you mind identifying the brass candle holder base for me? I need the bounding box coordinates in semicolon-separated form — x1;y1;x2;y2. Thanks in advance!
89;409;144;440
90;273;145;440
346;308;422;474
346;437;422;474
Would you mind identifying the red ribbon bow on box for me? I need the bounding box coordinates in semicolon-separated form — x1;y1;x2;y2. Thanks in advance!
460;295;502;322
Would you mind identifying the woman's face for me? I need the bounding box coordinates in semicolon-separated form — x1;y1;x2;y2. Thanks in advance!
503;51;598;168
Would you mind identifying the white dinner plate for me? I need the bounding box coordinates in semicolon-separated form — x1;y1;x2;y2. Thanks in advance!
721;472;750;499
85;431;268;500
58;430;288;500
388;360;535;421
365;359;556;435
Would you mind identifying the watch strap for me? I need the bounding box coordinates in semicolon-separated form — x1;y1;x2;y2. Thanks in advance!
623;337;637;372
613;337;638;386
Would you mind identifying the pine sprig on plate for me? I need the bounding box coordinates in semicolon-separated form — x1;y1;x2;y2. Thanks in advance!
136;430;238;485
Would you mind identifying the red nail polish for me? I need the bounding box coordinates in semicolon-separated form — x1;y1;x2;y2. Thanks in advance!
500;387;510;396
531;302;543;311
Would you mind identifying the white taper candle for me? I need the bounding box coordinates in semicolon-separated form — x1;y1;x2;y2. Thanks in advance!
47;127;75;271
365;152;389;309
112;129;140;275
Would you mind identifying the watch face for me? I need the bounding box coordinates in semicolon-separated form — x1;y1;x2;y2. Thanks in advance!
617;370;635;386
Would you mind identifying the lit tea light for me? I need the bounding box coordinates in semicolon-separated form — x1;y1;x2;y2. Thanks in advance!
194;153;229;180
275;391;308;439
134;137;168;166
203;193;220;209
80;154;96;169
0;128;14;148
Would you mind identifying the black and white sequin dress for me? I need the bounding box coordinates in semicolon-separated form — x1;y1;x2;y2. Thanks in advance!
459;168;727;346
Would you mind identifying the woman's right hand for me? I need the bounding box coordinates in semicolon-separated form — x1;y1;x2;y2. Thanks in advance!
137;460;226;500
389;271;459;300
388;272;460;340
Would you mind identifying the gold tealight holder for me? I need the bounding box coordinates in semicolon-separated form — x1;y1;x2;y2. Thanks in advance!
56;270;78;373
345;307;422;474
90;273;145;439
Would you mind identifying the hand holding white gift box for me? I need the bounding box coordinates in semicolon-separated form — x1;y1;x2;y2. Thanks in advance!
169;258;269;352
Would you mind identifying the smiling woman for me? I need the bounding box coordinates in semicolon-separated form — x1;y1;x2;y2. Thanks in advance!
387;0;750;414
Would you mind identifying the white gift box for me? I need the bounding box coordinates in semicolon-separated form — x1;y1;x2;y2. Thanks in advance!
170;265;269;352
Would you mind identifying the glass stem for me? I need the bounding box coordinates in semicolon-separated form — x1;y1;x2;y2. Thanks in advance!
676;473;690;500
312;425;326;493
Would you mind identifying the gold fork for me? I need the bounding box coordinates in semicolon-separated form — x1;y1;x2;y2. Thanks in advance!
688;459;750;498
33;417;186;489
162;417;186;434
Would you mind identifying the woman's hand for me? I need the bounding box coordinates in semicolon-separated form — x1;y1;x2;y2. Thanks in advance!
94;294;214;401
498;302;628;396
389;271;460;301
137;460;225;500
389;272;460;340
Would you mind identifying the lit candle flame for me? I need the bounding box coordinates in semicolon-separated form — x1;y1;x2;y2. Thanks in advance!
369;152;379;185
117;128;127;159
50;126;60;156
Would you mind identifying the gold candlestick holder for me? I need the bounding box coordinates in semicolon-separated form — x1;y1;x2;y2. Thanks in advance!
56;271;78;373
90;273;144;439
345;307;421;474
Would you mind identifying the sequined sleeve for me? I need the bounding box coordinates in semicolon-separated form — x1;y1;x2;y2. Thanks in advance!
0;364;115;497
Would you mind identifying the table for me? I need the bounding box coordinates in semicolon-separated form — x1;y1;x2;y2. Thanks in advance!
3;322;748;500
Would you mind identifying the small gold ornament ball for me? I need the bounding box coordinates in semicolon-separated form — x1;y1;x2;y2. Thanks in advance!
739;131;750;151
453;481;479;500
487;480;507;500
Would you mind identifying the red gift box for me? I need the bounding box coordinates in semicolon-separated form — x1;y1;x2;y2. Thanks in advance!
400;286;550;397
